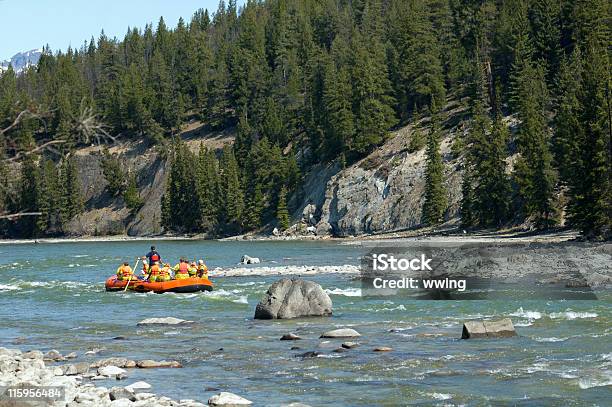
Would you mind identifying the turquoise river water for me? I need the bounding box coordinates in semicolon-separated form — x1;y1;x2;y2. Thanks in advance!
0;240;610;406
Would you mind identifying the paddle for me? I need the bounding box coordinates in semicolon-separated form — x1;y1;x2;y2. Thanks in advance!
123;258;140;292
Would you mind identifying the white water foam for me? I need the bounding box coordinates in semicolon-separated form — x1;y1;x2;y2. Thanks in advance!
578;376;612;389
549;311;598;320
0;284;20;291
509;307;542;320
374;304;406;312
533;337;568;343
430;393;452;400
210;264;360;277
325;287;362;297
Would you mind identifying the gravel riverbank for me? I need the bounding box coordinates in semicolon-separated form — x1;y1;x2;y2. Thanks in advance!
0;347;251;407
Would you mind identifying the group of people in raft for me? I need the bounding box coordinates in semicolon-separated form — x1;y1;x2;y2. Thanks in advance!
115;246;209;282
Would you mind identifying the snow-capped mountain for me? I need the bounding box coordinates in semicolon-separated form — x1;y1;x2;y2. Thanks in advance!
1;49;42;74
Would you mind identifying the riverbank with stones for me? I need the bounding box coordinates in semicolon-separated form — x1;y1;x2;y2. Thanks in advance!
0;347;257;407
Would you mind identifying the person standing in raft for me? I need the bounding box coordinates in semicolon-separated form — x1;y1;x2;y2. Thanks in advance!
145;246;161;265
173;259;193;280
116;262;135;281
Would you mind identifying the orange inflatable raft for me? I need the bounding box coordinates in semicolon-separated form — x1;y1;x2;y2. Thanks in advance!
105;276;213;293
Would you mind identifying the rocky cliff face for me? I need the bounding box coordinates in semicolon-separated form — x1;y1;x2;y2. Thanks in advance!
66;140;167;236
296;104;467;237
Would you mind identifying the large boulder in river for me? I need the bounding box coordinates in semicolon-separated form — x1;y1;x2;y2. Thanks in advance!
254;278;333;319
461;318;516;339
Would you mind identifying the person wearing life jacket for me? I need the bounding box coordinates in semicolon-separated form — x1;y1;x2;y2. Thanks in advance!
146;246;161;266
189;262;198;277
173;259;193;280
148;261;161;282
158;263;172;282
116;262;134;281
197;259;209;279
141;259;149;277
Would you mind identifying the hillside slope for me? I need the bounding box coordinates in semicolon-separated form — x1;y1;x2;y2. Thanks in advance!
55;100;514;239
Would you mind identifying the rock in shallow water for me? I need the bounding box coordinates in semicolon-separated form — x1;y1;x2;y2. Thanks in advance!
373;347;393;352
98;365;127;377
341;342;359;349
461;318;516;339
240;255;260;264
125;381;152;392
91;357;136;369
208;391;252;406
136;359;182;368
254;278;332;319
320;328;360;338
280;333;302;341
295;351;321;359
137;317;194;325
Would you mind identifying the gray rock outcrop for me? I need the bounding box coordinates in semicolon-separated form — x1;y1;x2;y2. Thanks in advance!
254;278;332;319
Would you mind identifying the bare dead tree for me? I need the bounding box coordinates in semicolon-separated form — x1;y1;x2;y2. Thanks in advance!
72;99;117;145
0;212;42;220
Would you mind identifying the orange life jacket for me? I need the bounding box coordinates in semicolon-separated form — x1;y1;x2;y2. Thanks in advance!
160;267;171;277
149;264;160;275
118;266;133;277
178;262;189;275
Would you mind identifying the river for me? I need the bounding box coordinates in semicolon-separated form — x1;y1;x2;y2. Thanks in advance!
0;240;610;406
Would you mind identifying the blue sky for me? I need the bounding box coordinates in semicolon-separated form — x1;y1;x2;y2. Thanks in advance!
0;0;241;60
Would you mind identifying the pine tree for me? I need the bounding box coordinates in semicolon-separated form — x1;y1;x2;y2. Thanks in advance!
61;157;84;220
219;145;244;228
513;61;557;228
564;0;611;238
165;141;199;232
552;51;583;184
460;158;476;228
276;186;290;230
469;98;511;227
422;111;447;225
37;159;62;234
350;28;396;157
243;183;264;230
17;156;41;237
322;58;354;161
195;144;219;231
123;172;143;214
